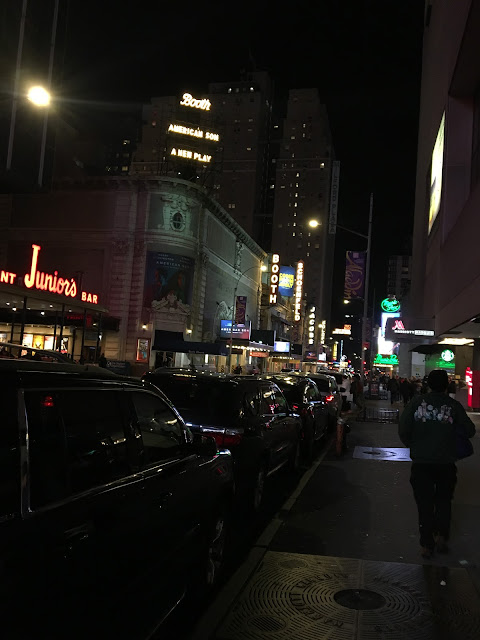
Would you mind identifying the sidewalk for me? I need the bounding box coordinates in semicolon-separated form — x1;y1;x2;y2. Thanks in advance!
191;402;480;640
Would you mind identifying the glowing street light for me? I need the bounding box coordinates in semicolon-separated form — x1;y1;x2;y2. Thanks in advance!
343;299;350;304
27;85;51;107
308;219;320;228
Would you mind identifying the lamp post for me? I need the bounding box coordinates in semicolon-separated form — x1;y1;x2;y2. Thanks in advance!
335;193;373;383
228;264;265;373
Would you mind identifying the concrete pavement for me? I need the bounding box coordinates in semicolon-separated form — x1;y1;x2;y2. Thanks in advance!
191;400;480;640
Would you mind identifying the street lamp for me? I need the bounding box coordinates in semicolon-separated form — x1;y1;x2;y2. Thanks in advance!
228;264;266;372
308;219;320;228
27;86;51;107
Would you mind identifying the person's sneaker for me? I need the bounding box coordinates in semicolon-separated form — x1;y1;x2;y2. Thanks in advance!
421;546;434;560
435;536;449;554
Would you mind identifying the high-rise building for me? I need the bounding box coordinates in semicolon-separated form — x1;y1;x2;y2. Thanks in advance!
130;72;274;247
271;89;335;342
387;255;412;300
208;71;274;245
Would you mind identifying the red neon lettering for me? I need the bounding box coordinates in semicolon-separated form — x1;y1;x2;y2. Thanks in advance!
1;270;16;284
92;295;98;304
24;244;77;298
81;291;87;301
393;320;405;330
9;272;16;284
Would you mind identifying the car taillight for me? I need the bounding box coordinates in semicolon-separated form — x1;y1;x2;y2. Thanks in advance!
292;404;300;411
41;395;55;408
224;430;243;448
200;428;225;447
326;395;335;402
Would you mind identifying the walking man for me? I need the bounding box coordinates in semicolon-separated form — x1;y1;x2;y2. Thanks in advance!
399;369;475;559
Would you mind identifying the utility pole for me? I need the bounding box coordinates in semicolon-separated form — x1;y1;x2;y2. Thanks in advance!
360;193;373;382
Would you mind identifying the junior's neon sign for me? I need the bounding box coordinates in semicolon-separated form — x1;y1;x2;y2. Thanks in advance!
23;244;98;304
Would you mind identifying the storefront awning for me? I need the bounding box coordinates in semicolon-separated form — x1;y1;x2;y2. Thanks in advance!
153;330;229;355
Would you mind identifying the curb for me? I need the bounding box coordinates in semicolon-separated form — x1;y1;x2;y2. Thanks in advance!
189;436;333;640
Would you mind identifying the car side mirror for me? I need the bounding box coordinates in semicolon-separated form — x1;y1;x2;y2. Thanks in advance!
192;433;218;457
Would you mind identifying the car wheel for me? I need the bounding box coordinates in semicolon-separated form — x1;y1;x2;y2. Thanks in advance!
204;511;228;588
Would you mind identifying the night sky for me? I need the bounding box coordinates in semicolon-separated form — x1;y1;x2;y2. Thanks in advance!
4;0;425;327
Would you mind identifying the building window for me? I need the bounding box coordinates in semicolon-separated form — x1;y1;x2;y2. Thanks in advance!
228;204;236;209
246;147;252;151
320;162;325;168
121;165;129;172
123;139;130;145
291;136;295;140
307;252;310;257
315;244;320;249
292;232;296;237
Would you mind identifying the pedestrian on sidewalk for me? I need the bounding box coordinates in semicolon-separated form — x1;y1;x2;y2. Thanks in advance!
398;369;476;560
387;375;399;404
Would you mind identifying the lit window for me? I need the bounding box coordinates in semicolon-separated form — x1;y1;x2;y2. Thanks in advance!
246;147;251;151
296;183;299;187
123;140;130;145
293;222;296;227
291;136;295;140
320;162;325;168
121;166;129;172
307;252;310;257
308;232;311;237
296;173;300;177
270;184;275;189
248;118;253;122
291;154;295;158
228;88;232;93
293;212;297;217
250;87;254;91
308;242;311;247
295;193;298;198
294;203;298;208
315;244;320;249
293;232;296;237
151;121;156;127
274;125;279;129
303;123;306;128
280;185;286;189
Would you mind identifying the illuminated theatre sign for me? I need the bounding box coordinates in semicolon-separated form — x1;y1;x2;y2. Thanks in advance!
294;261;304;322
168;124;219;142
270;253;280;304
180;92;211;111
170;148;211;163
1;244;99;304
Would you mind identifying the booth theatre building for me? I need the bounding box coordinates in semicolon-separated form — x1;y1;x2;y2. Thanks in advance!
0;177;266;373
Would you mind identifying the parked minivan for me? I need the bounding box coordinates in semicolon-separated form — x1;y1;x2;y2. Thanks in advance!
143;370;303;511
0;360;234;639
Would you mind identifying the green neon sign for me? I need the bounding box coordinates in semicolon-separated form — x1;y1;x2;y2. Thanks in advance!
373;353;399;365
381;297;401;313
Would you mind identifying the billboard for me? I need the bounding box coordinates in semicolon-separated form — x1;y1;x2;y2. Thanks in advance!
143;252;194;309
278;266;295;297
344;251;365;299
377;312;400;356
385;317;435;343
220;320;251;340
429;112;445;234
274;341;290;353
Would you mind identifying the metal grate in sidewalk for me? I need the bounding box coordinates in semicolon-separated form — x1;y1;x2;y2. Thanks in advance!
355;407;399;423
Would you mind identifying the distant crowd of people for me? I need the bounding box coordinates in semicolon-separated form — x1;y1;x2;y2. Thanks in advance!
379;373;458;406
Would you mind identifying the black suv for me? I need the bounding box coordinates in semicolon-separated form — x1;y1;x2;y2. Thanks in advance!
260;374;329;464
143;370;303;511
0;361;234;639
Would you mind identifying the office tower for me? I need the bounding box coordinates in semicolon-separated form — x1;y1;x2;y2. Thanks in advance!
387;255;412;300
271;88;335;335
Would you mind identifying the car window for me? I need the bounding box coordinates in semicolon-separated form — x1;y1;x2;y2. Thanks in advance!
150;377;238;425
244;390;259;416
330;379;338;392
272;379;298;405
313;378;330;392
272;387;288;414
0;391;20;518
131;391;183;465
305;383;318;401
259;386;276;414
26;389;131;507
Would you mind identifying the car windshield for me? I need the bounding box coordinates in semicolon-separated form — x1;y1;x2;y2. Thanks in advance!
150;376;238;425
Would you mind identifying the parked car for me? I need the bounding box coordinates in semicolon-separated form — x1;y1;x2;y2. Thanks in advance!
286;370;343;429
260;374;329;464
143;370;303;511
0;360;234;639
0;341;73;363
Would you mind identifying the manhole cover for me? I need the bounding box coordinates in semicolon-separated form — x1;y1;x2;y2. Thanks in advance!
334;588;386;610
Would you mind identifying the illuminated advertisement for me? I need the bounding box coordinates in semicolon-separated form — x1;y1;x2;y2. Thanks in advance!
429;112;445;234
274;341;290;353
307;305;316;345
344;251;365;299
385;317;435;342
278;266;295;297
143;252;194;309
220;320;251;340
168;123;219;142
380;297;401;312
179;92;211;111
377;312;400;356
270;253;280;304
294;261;304;321
170;148;211;163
